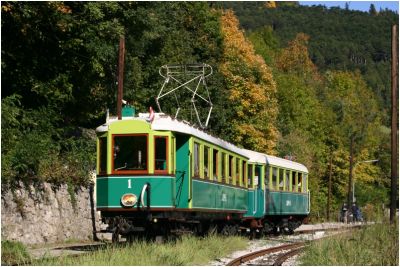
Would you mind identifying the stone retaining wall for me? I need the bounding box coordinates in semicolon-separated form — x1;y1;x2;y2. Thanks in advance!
1;182;100;245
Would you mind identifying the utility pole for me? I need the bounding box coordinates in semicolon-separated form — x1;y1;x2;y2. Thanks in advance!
327;152;333;221
117;36;125;120
390;24;398;224
348;135;354;208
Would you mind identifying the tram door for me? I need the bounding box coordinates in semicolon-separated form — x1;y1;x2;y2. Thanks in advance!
253;165;263;216
174;134;190;209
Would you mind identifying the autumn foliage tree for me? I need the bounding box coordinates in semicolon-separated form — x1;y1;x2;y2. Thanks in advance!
276;33;320;80
219;10;278;154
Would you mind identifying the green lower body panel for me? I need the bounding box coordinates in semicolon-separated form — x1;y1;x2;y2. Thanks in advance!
244;189;265;218
96;176;174;208
192;179;247;212
266;191;309;215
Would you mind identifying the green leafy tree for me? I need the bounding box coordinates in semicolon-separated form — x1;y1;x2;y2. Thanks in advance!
219;10;278;154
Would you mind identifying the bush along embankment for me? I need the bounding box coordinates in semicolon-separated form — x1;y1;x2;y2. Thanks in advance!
33;235;247;266
300;221;399;266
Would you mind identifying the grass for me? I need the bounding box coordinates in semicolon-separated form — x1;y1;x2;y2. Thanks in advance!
300;221;399;266
1;240;32;265
33;234;247;265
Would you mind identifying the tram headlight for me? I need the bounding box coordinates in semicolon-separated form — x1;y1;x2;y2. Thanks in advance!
121;193;137;207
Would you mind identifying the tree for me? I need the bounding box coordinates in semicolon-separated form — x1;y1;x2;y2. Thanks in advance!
219;10;278;154
276;33;319;79
369;4;378;16
324;70;385;206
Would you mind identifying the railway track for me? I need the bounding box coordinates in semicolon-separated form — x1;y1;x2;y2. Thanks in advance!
224;223;365;266
226;242;305;266
272;246;304;266
26;223;365;265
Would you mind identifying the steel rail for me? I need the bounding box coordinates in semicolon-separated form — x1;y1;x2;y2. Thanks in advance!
226;224;366;266
226;242;305;266
273;247;304;266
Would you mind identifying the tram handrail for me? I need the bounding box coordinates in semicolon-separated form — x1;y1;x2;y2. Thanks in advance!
141;183;151;210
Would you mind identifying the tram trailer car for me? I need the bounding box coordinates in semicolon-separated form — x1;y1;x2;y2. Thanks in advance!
95;108;310;239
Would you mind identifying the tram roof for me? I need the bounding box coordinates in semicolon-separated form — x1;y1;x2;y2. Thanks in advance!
241;149;266;164
149;114;249;158
97;113;308;172
241;149;308;173
265;155;308;173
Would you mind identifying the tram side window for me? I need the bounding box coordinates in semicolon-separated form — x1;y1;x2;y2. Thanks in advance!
155;136;168;172
171;137;175;174
204;146;210;179
285;170;290;191
193;142;200;177
236;159;241;186
265;167;270;189
113;135;147;172
298;173;303;192
248;164;253;188
255;165;261;189
212;149;218;181
228;155;234;184
303;174;308;192
279;169;284;191
292;172;297;192
221;152;226;183
272;167;278;190
242;162;246;187
99;137;107;174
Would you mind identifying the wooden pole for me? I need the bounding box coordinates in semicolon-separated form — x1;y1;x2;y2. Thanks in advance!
117;36;125;120
390;25;398;224
348;135;354;209
327;152;333;221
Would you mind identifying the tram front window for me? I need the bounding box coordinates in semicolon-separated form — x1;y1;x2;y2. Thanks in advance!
99;137;107;174
155;136;168;171
113;135;147;172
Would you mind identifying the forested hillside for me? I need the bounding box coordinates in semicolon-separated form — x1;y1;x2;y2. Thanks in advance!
219;1;398;118
1;2;397;220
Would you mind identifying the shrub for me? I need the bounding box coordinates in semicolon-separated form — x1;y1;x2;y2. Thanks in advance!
34;234;247;265
1;96;95;189
300;221;399;265
1;240;31;265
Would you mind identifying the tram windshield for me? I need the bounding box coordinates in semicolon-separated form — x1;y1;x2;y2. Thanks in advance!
113;135;147;172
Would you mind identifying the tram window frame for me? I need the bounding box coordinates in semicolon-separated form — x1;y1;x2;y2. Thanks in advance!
154;136;168;174
248;164;253;188
112;134;148;174
236;158;241;186
204;146;210;179
303;174;308;192
265;166;270;189
298;173;303;192
99;137;107;174
171;137;175;174
228;155;234;184
255;165;261;189
193;142;200;178
212;149;219;181
279;168;284;191
271;167;278;190
292;172;298;192
242;161;247;187
285;170;291;191
221;152;226;183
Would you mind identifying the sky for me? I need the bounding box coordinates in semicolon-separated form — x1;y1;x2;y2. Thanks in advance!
299;1;399;13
